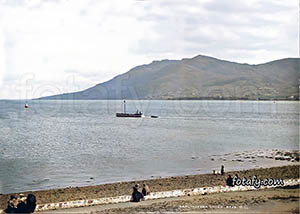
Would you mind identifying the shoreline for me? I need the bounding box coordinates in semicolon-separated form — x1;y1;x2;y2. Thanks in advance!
2;99;299;101
0;164;299;210
1;149;298;196
1;149;298;195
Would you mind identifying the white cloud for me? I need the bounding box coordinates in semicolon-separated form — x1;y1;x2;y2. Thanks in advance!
0;30;6;87
0;0;298;99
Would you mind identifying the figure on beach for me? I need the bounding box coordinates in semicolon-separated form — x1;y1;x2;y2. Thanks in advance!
130;186;144;202
226;175;234;187
221;165;224;175
142;183;150;196
4;194;36;213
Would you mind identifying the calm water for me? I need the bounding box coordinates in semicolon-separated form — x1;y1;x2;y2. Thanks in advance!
0;100;298;193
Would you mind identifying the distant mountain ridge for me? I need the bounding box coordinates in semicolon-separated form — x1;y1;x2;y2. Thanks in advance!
38;55;299;100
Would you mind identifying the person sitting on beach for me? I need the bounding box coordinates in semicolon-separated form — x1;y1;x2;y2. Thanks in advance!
130;186;144;202
226;175;234;187
25;194;37;213
142;183;150;196
5;194;27;213
4;195;18;213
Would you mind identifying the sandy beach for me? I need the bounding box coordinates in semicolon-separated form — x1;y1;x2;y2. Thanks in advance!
92;185;299;214
0;164;299;211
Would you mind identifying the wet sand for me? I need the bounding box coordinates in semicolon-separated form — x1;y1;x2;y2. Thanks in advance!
0;164;299;210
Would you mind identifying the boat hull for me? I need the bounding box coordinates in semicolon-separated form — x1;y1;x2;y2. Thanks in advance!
116;113;142;117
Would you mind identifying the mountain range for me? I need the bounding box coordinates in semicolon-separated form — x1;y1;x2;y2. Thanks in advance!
38;55;299;100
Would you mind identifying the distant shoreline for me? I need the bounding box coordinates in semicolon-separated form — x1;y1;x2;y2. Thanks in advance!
167;97;299;101
1;98;299;101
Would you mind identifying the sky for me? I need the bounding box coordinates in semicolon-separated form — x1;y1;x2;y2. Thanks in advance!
0;0;298;99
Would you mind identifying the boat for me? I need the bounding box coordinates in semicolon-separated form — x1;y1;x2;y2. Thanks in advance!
116;100;144;118
151;115;159;118
116;112;143;117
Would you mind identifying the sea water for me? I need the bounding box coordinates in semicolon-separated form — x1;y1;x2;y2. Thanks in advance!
0;100;298;193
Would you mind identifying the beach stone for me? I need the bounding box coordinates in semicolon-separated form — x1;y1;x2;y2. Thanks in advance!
275;156;285;161
265;156;273;159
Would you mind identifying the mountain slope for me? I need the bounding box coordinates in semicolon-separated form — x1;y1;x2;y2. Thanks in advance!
38;55;299;100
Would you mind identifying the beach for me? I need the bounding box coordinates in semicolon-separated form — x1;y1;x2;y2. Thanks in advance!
0;164;299;211
92;184;299;214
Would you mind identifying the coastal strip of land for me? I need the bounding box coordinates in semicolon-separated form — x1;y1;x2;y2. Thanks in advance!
92;184;300;214
29;178;300;212
0;165;299;211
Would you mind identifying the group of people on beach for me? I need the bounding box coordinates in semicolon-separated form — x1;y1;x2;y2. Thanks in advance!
130;183;151;202
4;194;36;213
3;165;236;213
2;184;151;213
131;165;235;204
213;165;234;187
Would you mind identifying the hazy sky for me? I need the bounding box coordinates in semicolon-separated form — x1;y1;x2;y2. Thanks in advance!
0;0;298;99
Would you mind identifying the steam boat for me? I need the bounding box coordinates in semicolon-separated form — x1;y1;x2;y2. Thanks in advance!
116;100;144;118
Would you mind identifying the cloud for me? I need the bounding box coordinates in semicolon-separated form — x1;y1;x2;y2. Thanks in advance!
132;0;298;62
0;0;298;99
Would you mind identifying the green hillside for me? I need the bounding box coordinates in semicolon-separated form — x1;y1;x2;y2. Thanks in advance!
38;55;299;100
